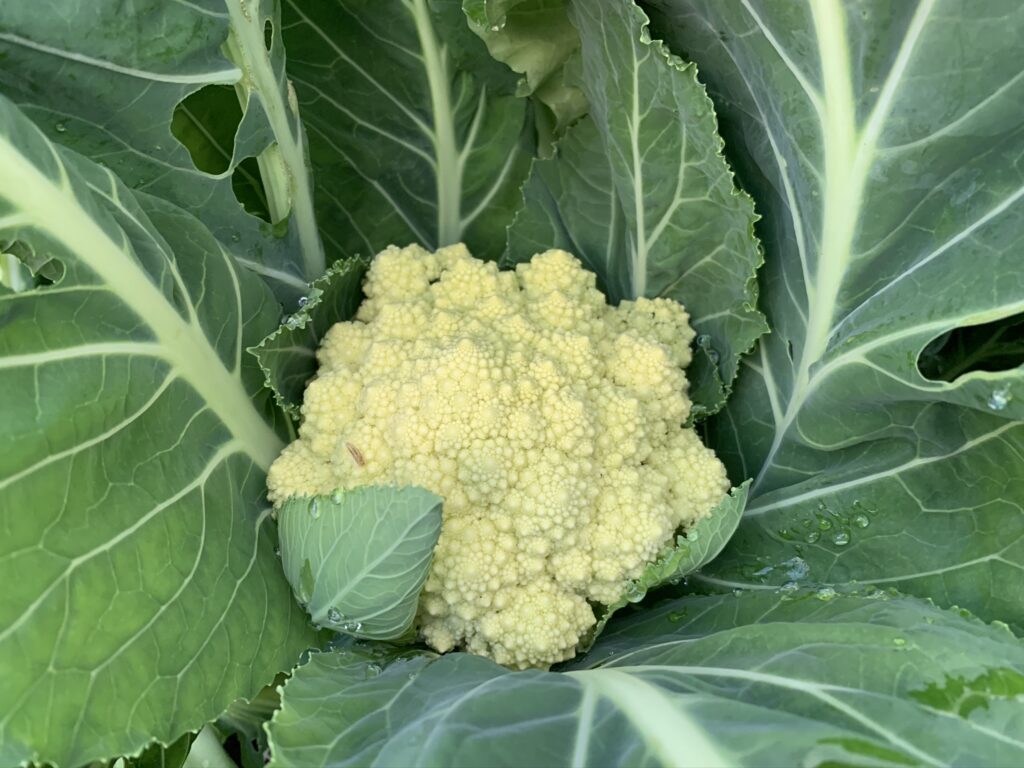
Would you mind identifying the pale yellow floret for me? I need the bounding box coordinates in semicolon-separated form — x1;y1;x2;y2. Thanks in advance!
266;243;730;669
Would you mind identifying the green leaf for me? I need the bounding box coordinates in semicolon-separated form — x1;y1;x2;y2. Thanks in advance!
126;733;195;768
0;95;315;767
215;684;283;768
463;0;587;143
280;0;534;263
646;1;1024;628
251;256;368;422
277;486;443;640
267;591;1024;767
505;0;766;416
0;0;324;299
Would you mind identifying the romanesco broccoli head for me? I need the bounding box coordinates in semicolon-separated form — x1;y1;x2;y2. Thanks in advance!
268;243;729;669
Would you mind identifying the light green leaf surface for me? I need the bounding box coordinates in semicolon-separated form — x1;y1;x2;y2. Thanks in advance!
281;0;533;263
0;0;324;299
268;590;1024;767
252;256;368;422
277;487;443;640
505;0;765;416
646;0;1024;624
463;0;587;143
0;96;315;767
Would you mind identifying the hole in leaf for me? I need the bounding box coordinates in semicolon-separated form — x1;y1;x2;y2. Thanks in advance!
918;312;1024;382
171;84;243;175
264;19;274;51
232;155;273;223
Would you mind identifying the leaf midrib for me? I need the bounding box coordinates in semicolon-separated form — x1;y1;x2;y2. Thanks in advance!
753;0;935;492
0;135;282;469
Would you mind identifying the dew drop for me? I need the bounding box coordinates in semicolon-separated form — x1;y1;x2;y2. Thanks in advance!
815;587;837;601
780;581;799;592
783;557;810;581
707;349;720;364
55;121;68;133
297;296;309;308
988;386;1011;411
365;663;383;677
273;547;281;557
832;531;850;546
805;531;821;544
326;607;342;623
852;513;870;528
625;582;645;602
331;491;343;504
668;609;688;623
309;499;320;519
696;334;712;347
230;233;241;243
686;529;700;542
817;518;833;531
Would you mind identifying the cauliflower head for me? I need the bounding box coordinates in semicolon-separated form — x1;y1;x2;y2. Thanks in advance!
268;243;729;669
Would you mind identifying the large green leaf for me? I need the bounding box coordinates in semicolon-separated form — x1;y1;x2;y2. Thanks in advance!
280;0;533;263
277;487;443;639
267;590;1024;766
0;0;324;299
645;1;1024;624
505;0;765;416
0;96;315;767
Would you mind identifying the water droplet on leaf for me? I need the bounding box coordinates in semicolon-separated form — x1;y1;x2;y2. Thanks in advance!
326;607;342;623
852;514;870;528
625;583;645;602
297;296;309;308
832;531;850;546
815;587;837;601
805;531;821;544
782;557;810;581
668;609;688;623
55;121;68;133
309;499;320;519
988;386;1011;411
